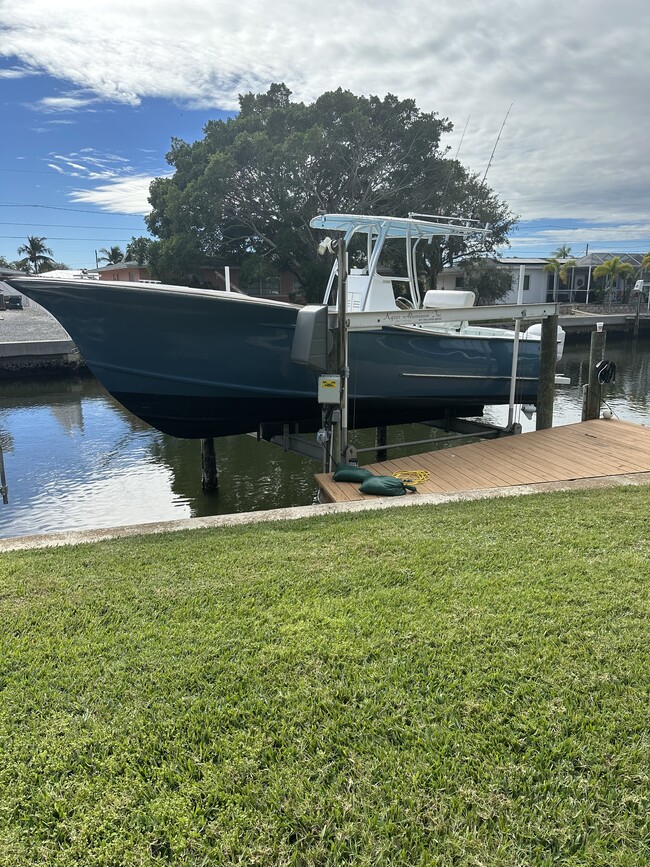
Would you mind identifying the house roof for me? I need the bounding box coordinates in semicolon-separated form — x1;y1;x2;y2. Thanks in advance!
574;252;645;268
0;266;25;278
494;258;551;266
97;260;146;271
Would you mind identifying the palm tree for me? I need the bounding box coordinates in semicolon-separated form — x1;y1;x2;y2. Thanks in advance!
16;236;55;274
593;257;634;305
553;244;573;258
98;246;124;265
544;256;577;302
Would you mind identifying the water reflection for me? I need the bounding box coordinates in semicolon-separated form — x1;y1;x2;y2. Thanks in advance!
1;336;648;539
484;338;650;431
0;375;317;538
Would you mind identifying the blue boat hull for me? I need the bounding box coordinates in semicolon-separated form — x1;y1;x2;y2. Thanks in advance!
6;278;540;438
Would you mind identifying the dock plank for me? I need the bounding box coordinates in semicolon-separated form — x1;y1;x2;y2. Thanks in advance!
315;419;650;502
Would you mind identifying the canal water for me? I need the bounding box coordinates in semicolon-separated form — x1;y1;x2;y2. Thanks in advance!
1;336;648;539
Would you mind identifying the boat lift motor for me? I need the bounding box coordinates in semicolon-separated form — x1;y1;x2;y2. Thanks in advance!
290;305;332;372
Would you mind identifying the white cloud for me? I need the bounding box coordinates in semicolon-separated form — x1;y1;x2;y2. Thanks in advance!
1;0;648;227
68;175;161;214
45;148;142;183
0;64;38;78
36;94;101;112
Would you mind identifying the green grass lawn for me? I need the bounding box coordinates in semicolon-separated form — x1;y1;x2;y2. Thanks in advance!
1;486;649;866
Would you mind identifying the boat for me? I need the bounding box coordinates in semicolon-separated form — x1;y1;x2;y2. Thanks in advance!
2;214;561;440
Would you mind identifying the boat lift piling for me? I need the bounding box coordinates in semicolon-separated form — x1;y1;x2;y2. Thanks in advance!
0;439;8;505
375;426;388;462
536;313;559;430
200;438;219;491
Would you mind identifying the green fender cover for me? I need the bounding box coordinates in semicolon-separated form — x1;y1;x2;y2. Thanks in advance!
332;464;374;483
358;475;417;496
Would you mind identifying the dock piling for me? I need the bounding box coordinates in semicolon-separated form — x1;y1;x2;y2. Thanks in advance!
536;313;558;430
201;438;219;491
375;426;388;462
582;324;606;421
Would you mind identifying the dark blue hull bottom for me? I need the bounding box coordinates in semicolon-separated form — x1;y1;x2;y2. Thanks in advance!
113;389;535;439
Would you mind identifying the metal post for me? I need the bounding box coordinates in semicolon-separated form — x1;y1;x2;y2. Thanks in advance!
336;239;349;464
507;265;525;427
536;314;558;430
583;324;606;421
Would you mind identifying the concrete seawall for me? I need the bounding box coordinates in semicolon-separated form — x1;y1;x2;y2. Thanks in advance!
0;295;86;376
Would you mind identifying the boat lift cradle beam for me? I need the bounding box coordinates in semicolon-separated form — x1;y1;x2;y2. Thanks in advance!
343;301;558;331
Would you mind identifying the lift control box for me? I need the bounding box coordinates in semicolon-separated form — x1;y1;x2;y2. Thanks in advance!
317;375;341;404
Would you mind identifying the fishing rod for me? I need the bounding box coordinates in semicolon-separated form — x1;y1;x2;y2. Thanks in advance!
441;114;470;207
481;103;513;186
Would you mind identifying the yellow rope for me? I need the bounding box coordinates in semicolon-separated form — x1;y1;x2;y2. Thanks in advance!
392;469;430;485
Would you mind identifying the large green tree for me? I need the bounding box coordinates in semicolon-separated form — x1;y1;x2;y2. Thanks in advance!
16;236;55;274
146;84;516;298
125;237;156;266
459;258;515;305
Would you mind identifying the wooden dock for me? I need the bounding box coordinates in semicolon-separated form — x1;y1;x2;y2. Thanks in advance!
316;419;650;503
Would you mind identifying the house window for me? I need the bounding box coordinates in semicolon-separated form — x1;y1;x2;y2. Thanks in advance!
248;275;281;296
455;276;464;289
524;275;530;291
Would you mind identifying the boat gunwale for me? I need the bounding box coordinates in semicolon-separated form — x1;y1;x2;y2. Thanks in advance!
3;276;303;310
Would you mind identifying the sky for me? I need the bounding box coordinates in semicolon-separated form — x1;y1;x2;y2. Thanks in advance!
1;0;649;269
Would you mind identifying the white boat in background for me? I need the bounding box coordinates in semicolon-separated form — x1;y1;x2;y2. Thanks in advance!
3;214;561;439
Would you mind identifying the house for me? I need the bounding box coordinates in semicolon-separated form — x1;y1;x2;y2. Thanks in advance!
438;258;552;304
440;252;647;306
97;261;154;283
569;252;646;303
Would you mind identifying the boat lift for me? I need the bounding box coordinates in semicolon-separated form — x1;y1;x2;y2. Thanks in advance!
272;243;559;471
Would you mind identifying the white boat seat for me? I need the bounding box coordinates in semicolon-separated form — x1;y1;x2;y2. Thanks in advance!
422;289;475;308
